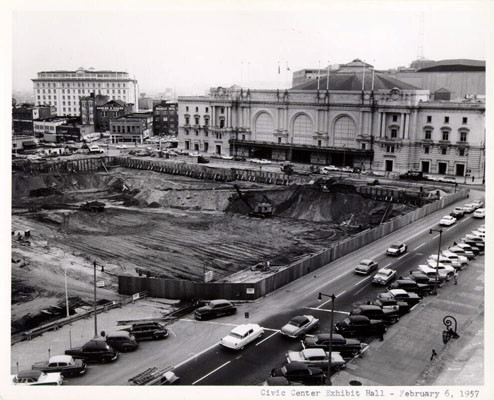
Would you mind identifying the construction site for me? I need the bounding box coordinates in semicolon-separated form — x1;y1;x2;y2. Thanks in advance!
11;157;443;334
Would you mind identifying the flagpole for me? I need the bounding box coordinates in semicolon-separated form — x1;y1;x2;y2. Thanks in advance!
317;60;321;90
371;60;376;91
362;61;366;91
326;62;330;91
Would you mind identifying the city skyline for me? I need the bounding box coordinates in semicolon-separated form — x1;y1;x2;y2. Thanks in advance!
11;1;487;97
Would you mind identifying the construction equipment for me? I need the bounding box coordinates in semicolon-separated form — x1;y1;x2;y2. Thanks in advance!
249;195;273;218
128;366;180;385
280;162;294;175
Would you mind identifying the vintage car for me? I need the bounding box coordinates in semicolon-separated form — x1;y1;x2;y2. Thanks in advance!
378;289;421;307
65;339;119;363
32;355;86;377
372;268;397;285
386;242;407;256
335;315;386;337
271;362;326;385
303;333;365;358
388;279;430;297
194;299;237;320
12;370;63;386
354;259;379;275
350;304;400;324
439;215;456;226
473;208;485;219
220;323;264;350
286;348;346;371
126;322;168;341
105;331;139;351
280;315;319;339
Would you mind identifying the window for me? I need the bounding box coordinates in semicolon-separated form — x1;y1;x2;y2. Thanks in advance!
195;130;199;136
459;148;465;156
462;117;468;124
195;117;200;125
427;116;432;123
392;114;398;122
442;131;449;141
242;134;246;140
205;107;209;113
444;116;449;123
186;106;189;112
441;147;447;155
195;107;199;112
317;139;322;147
424;146;430;154
361;143;366;150
221;107;225;113
425;130;432;140
460;132;467;142
185;116;190;125
219;119;225;128
391;129;398;138
386;145;395;153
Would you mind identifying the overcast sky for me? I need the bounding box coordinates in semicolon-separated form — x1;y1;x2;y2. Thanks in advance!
11;1;489;97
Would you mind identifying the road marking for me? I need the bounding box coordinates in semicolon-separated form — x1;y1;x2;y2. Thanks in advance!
167;328;177;338
354;276;372;286
337;290;346;297
313;270;350;293
192;360;231;385
397;253;409;260
409;303;420;311
306;307;350;314
354;283;370;296
255;330;279;346
433;235;439;239
360;344;370;355
174;341;220;369
414;243;426;250
384;263;392;268
180;318;239;328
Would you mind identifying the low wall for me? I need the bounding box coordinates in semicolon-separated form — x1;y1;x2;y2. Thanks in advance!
118;189;469;300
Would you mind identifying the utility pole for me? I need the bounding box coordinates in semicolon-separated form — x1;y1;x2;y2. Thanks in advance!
318;292;336;385
93;260;98;338
429;229;443;295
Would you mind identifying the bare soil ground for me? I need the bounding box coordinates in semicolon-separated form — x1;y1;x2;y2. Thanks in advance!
11;167;415;331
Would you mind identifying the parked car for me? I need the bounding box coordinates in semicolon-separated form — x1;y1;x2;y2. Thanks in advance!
377;289;421;307
426;257;458;273
280;315;319;338
461;203;476;213
194;299;237;320
455;242;478;257
340;166;353;173
399;171;428;181
350;304;400;324
32;355;86;377
388;279;430;297
105;331;139;351
65;339;119;363
286;349;346;371
471;229;485;239
116;144;128;149
12;370;63;386
125;322;168;341
220;323;264;350
438;175;457;184
407;271;436;288
441;250;468;267
88;145;104;154
335;315;386;337
450;207;465;219
271;362;326;385
471;200;484;209
250;158;262;164
372;268;397;285
221;155;234;160
372;298;410;316
321;165;341;174
417;264;451;282
354;259;379;275
259;159;272;164
473;208;485;218
448;245;475;261
264;376;302;386
303;333;365;357
461;234;484;247
461;239;484;255
386;242;407;256
439;215;456;226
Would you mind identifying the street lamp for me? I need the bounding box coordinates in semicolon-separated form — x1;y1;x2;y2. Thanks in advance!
429;228;443;295
93;260;98;338
64;264;70;318
317;292;336;385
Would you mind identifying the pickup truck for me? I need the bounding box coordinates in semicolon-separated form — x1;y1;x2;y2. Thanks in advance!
65;339;119;363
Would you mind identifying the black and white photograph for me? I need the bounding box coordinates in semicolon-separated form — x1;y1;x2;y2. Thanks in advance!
1;0;491;398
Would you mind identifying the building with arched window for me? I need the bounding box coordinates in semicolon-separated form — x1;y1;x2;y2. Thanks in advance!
177;60;485;179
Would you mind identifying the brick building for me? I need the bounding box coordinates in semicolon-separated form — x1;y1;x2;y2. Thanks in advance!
80;93;109;125
95;100;133;132
109;113;153;143
12;104;52;135
152;101;178;136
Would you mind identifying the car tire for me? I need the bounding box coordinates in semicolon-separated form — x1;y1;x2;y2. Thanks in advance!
351;349;360;357
122;345;132;352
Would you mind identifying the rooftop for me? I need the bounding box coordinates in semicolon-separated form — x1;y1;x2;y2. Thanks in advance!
417;59;485;72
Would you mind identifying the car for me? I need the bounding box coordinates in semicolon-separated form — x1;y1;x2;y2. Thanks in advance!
354;259;379;275
280;315;319;338
31;355;86;377
65;339;119;363
221;155;234;160
303;333;365;358
407;271;436;288
417;264;451;282
259;159;272;164
450;207;465;219
194;299;237;320
428;254;461;270
386;242;407;256
456;242;478;257
125;322;168;341
263;376;302;386
461;203;476;213
439;215;456;226
350;304;400;324
12;370;63;386
271;362;326;385
116;144;128;149
462;234;484;246
321;165;341;174
372;268;397;285
448;246;475;260
399;171;428;181
438;175;457;184
286;349;346;371
340;166;353;173
249;158;262;164
471;229;485;239
441;250;468;267
377;289;421;307
220;323;264;350
105;331;139;351
210;153;222;159
471;200;484;209
388;279;430;297
88;145;104;154
461;238;484;255
335;315;386;337
473;208;485;218
372;298;410;316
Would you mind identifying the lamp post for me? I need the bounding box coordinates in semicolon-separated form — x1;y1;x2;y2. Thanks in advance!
429;228;443;295
64;264;70;318
93;260;98;338
318;292;336;385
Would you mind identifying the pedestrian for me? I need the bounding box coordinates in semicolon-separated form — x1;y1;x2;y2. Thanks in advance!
472;176;475;183
454;270;458;285
379;328;384;341
430;349;438;361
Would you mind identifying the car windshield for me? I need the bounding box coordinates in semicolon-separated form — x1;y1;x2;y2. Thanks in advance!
229;332;244;339
390;244;399;249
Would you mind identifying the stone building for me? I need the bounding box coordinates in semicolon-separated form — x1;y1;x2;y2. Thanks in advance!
153;101;178;136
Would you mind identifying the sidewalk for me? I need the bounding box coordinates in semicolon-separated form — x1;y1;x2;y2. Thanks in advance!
332;255;484;386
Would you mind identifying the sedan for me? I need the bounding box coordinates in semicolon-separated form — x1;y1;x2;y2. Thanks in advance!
286;349;346;371
116;144;127;149
221;155;234;160
379;289;421;306
461;204;476;213
271;362;326;385
417;265;451;282
354;259;379;275
439;175;457;184
335;315;386;337
220;323;264;350
386;242;407;256
303;333;365;358
450;207;465;219
32;355;86;377
250;158;262;164
259;159;272;164
12;370;63;386
280;315;319;338
439;215;456;226
471;200;484;209
372;268;396;285
473;208;485;218
321;165;340;174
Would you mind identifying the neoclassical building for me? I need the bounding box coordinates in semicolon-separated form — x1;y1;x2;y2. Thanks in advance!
177;60;485;178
